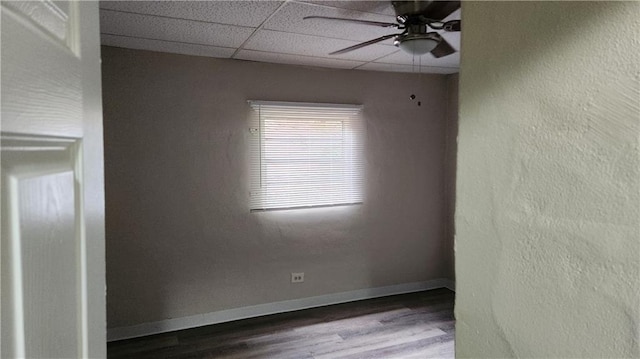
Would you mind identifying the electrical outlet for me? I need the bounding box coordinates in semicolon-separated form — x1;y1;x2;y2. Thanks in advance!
291;272;304;283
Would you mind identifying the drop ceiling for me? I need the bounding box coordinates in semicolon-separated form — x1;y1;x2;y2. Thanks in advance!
99;1;460;74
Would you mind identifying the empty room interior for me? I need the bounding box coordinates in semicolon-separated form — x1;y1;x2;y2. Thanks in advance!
98;1;638;358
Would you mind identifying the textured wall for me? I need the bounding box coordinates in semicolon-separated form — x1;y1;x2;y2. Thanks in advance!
102;46;452;328
456;1;639;358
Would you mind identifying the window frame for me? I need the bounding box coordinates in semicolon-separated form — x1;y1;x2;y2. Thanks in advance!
248;100;364;212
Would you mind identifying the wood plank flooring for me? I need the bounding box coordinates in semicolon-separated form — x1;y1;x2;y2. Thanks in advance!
108;288;455;359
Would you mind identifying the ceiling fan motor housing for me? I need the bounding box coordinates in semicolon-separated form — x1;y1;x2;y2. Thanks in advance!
391;1;433;16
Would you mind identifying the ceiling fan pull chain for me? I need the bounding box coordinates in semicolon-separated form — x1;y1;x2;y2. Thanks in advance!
418;55;422;106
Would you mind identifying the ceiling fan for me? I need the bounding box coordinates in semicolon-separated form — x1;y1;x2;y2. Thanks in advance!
304;1;461;57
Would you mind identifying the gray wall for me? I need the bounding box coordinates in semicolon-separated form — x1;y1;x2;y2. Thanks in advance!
456;2;639;358
102;46;454;328
443;73;458;281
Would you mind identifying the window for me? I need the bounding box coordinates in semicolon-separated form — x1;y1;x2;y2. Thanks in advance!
248;101;364;211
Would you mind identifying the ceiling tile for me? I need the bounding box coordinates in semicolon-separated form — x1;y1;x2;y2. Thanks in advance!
263;2;399;41
244;30;398;62
299;1;396;16
101;34;236;58
357;62;458;74
100;10;253;48
236;50;364;69
99;1;284;28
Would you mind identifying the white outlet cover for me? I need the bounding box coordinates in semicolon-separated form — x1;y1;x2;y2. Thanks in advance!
291;272;304;283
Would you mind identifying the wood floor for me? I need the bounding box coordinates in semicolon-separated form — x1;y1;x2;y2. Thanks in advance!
108;288;455;359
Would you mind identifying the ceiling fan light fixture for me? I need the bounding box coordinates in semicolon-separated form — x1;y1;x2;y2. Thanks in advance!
395;33;440;55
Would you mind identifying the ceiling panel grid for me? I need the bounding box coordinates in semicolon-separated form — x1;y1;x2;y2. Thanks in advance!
99;0;460;74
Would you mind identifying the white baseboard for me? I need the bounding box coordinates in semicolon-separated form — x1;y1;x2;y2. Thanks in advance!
107;278;454;342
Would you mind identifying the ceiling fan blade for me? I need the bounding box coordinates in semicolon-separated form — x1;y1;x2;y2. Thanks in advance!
329;34;398;55
430;37;456;58
423;1;461;21
303;16;399;28
443;19;461;32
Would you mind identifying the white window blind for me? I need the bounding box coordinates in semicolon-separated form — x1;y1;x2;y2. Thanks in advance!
248;101;364;211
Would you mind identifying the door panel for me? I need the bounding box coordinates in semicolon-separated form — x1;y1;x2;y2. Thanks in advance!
1;0;105;357
1;0;81;137
2;136;81;358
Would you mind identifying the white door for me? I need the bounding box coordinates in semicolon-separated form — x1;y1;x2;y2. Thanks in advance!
1;1;105;358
